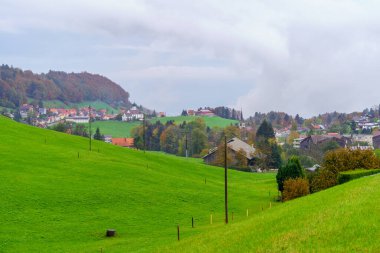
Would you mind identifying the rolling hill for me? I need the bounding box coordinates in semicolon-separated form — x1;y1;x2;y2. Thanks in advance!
2;115;378;252
0;116;275;252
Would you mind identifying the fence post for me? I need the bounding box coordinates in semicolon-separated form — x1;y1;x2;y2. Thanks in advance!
177;225;180;241
192;217;194;228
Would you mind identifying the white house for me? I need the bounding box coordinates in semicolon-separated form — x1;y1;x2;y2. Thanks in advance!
122;106;144;121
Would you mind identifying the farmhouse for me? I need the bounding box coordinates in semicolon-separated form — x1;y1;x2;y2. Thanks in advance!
196;109;215;117
203;137;256;169
112;138;135;148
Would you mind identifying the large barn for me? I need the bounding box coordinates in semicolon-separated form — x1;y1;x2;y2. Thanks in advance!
203;137;257;170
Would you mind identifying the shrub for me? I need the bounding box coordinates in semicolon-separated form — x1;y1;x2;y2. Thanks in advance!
337;169;380;184
310;168;338;193
282;177;310;201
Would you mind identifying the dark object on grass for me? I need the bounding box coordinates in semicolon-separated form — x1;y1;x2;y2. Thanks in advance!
106;229;116;237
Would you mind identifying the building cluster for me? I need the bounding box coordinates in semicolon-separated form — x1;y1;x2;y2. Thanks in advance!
353;115;380;131
186;109;215;117
12;104;154;128
291;132;380;150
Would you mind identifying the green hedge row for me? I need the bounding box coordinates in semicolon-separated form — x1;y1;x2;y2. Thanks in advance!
338;169;380;184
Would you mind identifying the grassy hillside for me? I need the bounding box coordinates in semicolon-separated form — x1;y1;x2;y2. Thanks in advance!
0;116;276;252
92;120;140;137
42;100;119;113
159;174;380;252
153;115;239;128
94;116;238;138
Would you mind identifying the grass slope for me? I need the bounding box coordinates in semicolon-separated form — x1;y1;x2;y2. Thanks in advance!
160;174;380;252
0;116;276;252
91;120;140;137
42;100;119;113
94;116;238;138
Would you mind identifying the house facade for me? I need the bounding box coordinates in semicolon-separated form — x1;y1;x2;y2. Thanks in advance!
65;116;90;124
373;132;380;149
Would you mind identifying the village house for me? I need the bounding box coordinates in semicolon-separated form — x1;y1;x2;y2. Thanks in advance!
111;138;135;148
373;131;380;149
196;109;215;117
203;137;257;170
65;116;90;124
104;135;112;143
300;134;351;150
38;107;47;115
122;106;144;121
187;109;195;116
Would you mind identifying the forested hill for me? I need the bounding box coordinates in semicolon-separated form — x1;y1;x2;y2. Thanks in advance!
0;64;131;108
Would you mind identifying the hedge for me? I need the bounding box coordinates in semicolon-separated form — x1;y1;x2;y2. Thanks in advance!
337;169;380;184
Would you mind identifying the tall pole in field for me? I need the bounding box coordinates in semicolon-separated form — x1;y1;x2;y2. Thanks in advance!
224;135;228;224
143;113;146;153
185;132;188;158
89;105;92;151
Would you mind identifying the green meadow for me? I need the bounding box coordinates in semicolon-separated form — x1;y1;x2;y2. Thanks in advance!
91;120;140;137
0;116;275;252
41;100;119;113
93;116;238;138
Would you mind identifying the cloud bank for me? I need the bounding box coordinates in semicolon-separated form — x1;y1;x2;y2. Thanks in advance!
1;0;380;116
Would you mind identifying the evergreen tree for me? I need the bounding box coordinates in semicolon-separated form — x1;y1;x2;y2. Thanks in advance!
256;120;275;141
93;127;104;141
256;120;282;170
276;156;305;192
181;109;188;116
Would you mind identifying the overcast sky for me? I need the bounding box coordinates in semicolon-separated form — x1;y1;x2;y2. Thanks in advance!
1;0;380;117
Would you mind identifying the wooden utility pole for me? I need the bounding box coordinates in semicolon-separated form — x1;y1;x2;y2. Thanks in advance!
185;132;188;158
143;113;146;153
224;136;228;224
89;105;92;151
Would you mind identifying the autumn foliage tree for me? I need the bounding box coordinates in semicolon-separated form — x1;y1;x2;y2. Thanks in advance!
311;148;380;192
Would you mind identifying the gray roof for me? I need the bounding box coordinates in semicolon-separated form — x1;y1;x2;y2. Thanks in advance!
203;137;256;160
227;137;256;159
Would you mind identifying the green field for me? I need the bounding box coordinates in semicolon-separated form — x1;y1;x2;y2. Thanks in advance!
152;115;239;128
0;116;276;252
41;100;119;113
93;116;238;138
91;120;140;137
